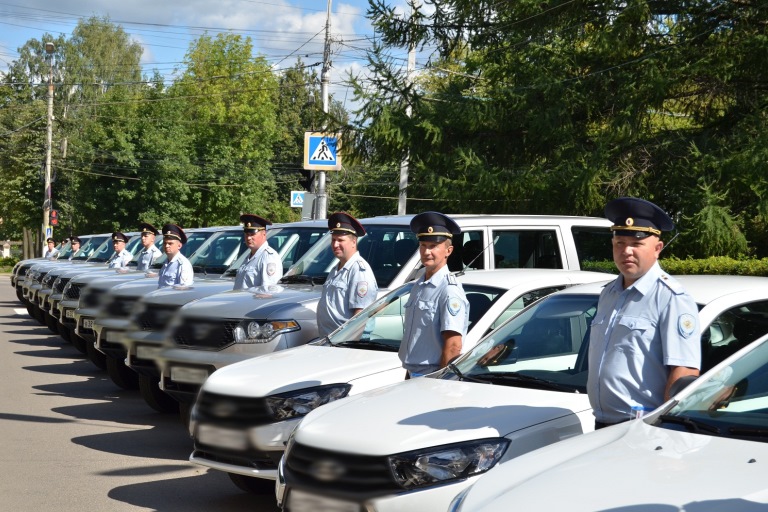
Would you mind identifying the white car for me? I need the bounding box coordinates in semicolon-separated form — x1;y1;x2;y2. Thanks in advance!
188;269;613;494
449;329;768;511
277;275;768;512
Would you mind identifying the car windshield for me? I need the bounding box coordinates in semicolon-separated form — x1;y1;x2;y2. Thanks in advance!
322;282;506;351
149;230;217;269
283;224;418;288
445;293;600;392
222;225;328;277
656;338;768;442
71;235;110;261
190;230;246;274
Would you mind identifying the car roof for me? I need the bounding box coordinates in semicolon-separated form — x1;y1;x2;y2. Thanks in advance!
359;214;612;228
553;274;768;306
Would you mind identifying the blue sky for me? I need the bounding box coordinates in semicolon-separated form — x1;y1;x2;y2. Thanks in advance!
0;0;412;109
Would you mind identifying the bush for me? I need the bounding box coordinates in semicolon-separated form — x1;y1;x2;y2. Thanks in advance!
582;256;768;277
0;256;19;273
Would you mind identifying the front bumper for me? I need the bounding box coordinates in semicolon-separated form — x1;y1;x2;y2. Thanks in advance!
93;318;132;358
122;330;166;377
74;307;99;342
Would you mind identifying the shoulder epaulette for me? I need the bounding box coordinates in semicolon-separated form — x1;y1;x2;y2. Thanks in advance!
447;273;458;285
356;260;367;271
659;273;684;294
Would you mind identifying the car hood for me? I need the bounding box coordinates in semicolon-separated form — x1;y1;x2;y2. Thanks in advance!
85;273;156;292
141;279;235;306
177;286;322;318
61;267;132;281
461;420;768;511
202;345;399;397
294;378;590;456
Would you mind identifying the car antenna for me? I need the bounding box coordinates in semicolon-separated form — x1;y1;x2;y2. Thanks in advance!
455;238;495;277
661;231;680;253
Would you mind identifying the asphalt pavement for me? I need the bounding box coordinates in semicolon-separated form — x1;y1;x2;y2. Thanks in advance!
0;276;279;512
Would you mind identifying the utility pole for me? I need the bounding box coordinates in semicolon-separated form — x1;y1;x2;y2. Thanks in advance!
42;42;55;255
315;0;332;220
397;1;418;215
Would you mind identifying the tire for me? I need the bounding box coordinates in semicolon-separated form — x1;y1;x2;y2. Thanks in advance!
228;473;275;495
106;355;139;389
71;333;88;354
86;339;107;370
27;304;44;324
139;374;179;413
44;313;60;334
59;324;72;343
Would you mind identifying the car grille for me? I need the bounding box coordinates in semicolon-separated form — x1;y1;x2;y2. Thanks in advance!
137;305;179;331
64;283;83;300
195;390;273;426
284;442;399;495
80;288;105;308
106;296;136;318
53;278;71;294
171;319;240;350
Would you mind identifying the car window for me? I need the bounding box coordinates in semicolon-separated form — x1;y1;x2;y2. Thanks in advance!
72;235;109;261
448;230;484;272
661;336;768;439
491;230;562;269
488;286;567;331
190;231;246;273
572;226;614;269
455;294;600;391
701;301;768;373
327;283;506;350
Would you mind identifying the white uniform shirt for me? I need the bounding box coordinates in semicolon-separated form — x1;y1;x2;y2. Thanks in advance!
158;252;194;288
107;249;133;268
233;243;283;290
316;252;378;336
136;244;162;271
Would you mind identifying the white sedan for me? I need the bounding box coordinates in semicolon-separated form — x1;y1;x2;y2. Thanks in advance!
277;275;768;512
187;269;612;494
449;330;768;512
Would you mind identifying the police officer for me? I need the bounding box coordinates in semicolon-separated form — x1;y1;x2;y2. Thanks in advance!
68;237;82;260
106;232;133;268
316;212;378;336
136;222;162;271
398;211;469;378
43;238;58;259
233;214;282;290
157;223;194;288
587;197;701;429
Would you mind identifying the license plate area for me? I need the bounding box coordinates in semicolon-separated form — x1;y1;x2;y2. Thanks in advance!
196;424;248;450
287;489;360;512
170;366;208;384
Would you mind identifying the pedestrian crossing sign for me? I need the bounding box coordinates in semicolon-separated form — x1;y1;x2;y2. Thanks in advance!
304;132;342;171
290;191;305;208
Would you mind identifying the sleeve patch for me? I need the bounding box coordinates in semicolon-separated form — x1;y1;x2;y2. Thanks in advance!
678;313;696;338
448;298;462;316
357;281;368;298
267;263;277;276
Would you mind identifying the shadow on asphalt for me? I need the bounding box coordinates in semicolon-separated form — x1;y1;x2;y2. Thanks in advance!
71;422;192;460
108;469;278;512
24;360;106;379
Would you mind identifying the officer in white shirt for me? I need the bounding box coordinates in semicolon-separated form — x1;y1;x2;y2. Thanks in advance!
136;222;162;271
316;212;378;336
43;238;59;259
106;232;133;268
233;214;282;290
157;223;194;288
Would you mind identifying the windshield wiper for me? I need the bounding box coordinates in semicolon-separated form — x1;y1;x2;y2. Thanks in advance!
657;414;720;435
280;274;326;285
470;372;579;392
728;427;768;439
448;363;489;384
334;340;398;352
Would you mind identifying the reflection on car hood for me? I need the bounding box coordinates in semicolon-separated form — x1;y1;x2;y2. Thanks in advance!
93;275;159;294
202;345;399;397
295;378;590;456
461;420;768;511
177;286;322;318
141;280;235;306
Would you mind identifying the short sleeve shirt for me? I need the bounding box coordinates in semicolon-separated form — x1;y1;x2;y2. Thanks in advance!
587;262;701;423
107;249;133;269
316;252;378;336
398;265;469;375
158;252;194;288
233;244;283;290
136;245;162;271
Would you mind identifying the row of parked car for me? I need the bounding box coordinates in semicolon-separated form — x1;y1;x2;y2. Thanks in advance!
11;214;768;511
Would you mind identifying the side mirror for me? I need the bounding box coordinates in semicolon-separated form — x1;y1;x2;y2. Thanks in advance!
669;374;698;397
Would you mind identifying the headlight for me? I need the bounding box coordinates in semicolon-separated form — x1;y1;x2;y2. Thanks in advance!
233;320;299;344
52;277;62;290
266;384;351;421
388;438;510;489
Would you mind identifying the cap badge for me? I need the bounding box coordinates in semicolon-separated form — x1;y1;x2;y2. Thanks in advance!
626;217;634;226
427;226;434;233
336;223;341;228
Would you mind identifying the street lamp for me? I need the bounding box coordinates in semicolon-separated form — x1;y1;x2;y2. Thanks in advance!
41;42;55;255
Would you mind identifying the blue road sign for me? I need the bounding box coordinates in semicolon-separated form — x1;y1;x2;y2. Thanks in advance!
290;191;305;208
304;132;342;171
